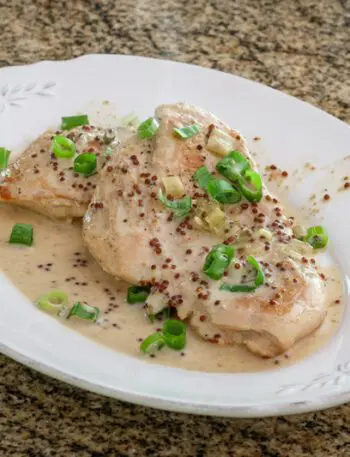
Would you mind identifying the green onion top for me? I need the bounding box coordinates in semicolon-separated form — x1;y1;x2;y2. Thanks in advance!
36;290;68;314
9;223;33;247
163;319;187;350
52;135;76;159
74;153;97;176
194;165;242;204
158;189;192;218
203;244;235;280
174;124;200;140
216;151;263;203
140;332;165;354
238;169;263;203
207;179;241;204
193;166;215;191
0;147;11;169
216;150;249;181
127;285;150;304
67;302;100;321
61;115;89;131
137;117;159;139
220;255;265;293
303;226;328;249
140;320;187;354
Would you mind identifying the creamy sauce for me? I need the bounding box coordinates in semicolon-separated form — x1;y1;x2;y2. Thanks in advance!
0;204;345;373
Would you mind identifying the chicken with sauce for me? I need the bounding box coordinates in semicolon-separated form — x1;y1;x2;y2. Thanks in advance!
0;125;132;220
83;103;327;358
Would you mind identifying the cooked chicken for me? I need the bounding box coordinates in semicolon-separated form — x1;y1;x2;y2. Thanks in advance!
0;125;132;219
83;103;327;357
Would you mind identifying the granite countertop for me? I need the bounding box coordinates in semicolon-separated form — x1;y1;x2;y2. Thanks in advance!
0;1;349;456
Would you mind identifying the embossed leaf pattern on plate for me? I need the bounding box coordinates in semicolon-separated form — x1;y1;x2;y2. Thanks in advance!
0;82;56;113
277;360;350;394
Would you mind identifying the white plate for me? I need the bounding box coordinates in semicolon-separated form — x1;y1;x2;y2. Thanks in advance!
0;55;350;418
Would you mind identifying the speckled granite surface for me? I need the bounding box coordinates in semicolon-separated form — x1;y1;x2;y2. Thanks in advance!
0;1;349;456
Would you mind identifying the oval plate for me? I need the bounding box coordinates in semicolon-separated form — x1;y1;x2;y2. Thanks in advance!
0;55;350;417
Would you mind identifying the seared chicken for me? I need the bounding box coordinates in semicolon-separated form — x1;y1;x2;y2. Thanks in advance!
83;103;327;357
0;125;131;219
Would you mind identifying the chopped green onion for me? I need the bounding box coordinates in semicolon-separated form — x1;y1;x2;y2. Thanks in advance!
303;226;328;249
194;166;242;204
140;332;165;354
228;150;250;166
174;124;200;140
74;153;97;176
67;302;100;321
0;147;11;169
158;189;192;218
127;285;150;304
220;255;265;292
216;151;262;202
216;151;250;181
61;115;89;131
9;223;33;246
247;255;265;286
193;166;214;191
220;283;257;293
52;135;76;159
137;117;159;139
36;290;68;314
203;244;235;280
207;179;241;204
163;319;186;350
238;170;263;203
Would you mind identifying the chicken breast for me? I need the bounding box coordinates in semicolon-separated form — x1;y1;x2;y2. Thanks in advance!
83;103;327;357
0;125;132;219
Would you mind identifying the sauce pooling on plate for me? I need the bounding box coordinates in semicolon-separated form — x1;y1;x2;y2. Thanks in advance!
0;204;344;373
0;104;346;372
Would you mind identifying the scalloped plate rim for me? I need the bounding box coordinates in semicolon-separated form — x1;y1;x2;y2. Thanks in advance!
0;54;350;418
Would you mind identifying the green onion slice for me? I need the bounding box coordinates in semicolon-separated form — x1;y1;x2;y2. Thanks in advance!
238;170;263;203
158;189;192;218
247;255;265;286
174;124;200;140
9;223;33;246
140;332;165;354
216;151;263;203
303;225;328;249
127;285;150;304
74;153;97;176
216;151;250;181
207;179;241;204
67;302;100;321
61;115;89;131
36;290;68;314
0;147;11;169
220;255;265;292
194;166;241;204
137;117;159;139
193;166;215;191
52;135;76;159
220;283;257;293
163;319;187;350
203;244;235;280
